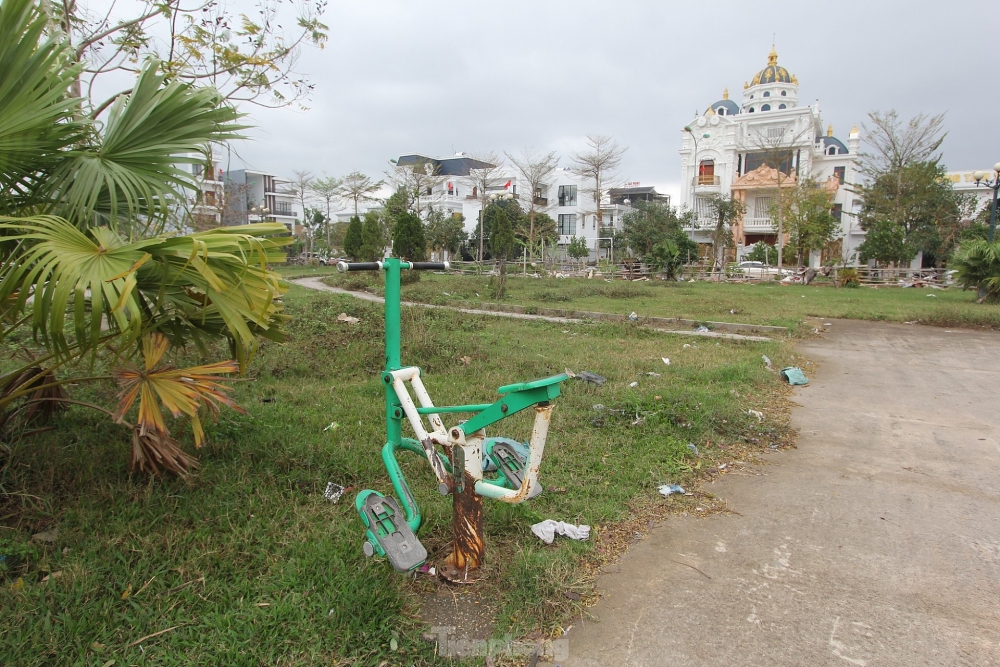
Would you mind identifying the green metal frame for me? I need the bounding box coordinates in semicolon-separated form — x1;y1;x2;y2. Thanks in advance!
352;258;568;568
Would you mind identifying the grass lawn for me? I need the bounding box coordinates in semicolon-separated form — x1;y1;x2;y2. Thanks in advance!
1;283;794;666
319;271;1000;333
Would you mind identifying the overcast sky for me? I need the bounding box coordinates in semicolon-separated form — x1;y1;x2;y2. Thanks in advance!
219;0;996;205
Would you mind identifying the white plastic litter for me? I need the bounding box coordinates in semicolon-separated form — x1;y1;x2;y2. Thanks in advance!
530;520;591;544
629;381;639;388
762;355;772;368
628;311;639;321
683;344;691;349
658;484;684;496
748;409;764;422
324;482;345;503
337;313;360;324
662;357;670;366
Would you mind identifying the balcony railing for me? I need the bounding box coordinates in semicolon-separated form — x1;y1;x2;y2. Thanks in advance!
533;196;548;206
692;175;721;186
743;217;774;231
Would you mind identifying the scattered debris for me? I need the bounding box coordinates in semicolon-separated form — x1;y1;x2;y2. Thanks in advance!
780;367;809;385
628;311;639;321
575;371;606;386
748;409;764;422
31;528;58;543
683;344;691;349
687;443;700;456
762;355;772;369
658;484;685;496
695;326;709;333
323;421;339;432
336;313;360;324
661;357;670;366
628;381;639;388
926;294;936;297
324;482;345;503
459;356;472;366
646;372;661;377
442;291;451;296
592;404;606;412
530;520;591;544
261;397;277;403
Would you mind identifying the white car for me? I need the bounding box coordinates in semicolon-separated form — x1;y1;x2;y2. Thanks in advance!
734;261;792;279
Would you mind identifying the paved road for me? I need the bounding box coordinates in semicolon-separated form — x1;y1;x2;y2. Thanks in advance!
564;320;1000;667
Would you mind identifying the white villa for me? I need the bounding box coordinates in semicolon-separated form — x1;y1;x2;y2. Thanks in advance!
678;47;861;265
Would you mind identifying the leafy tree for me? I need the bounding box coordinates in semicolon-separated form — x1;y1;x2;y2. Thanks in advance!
856;161;965;266
487;203;516;298
618;201;696;263
515;211;558;261
392;211;426;261
461;152;505;261
705;194;744;275
359;210;386;261
566;236;590;265
0;0;291;474
343;215;363;260
744;241;775;264
648;238;686;280
425;207;467;260
383;188;413;238
470;198;525;261
772;180;839;266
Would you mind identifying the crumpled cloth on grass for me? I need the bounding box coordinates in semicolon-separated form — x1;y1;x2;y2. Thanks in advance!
530;520;591;544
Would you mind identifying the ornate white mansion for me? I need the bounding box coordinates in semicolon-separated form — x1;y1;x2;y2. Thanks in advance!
678;47;861;264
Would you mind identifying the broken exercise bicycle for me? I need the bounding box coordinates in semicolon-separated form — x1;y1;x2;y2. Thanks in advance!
337;258;568;582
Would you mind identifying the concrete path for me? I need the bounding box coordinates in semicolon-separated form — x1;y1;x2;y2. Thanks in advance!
291;277;773;342
564;320;1000;667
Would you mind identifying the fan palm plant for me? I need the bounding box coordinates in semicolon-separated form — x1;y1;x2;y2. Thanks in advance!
951;239;1000;303
0;0;292;474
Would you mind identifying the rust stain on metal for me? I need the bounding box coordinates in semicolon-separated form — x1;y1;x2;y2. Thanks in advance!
441;471;484;584
421;436;448;484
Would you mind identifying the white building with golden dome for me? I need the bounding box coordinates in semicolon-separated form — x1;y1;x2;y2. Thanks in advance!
679;47;862;264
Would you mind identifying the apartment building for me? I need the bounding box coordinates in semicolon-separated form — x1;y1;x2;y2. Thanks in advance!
223;169;303;231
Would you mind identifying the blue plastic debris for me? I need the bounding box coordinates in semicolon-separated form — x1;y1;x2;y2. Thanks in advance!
687;443;699;456
658;484;685;497
780;367;809;385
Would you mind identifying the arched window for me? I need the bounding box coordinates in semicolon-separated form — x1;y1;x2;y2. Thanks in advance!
763;91;771;97
778;104;787;109
717;107;726;116
828;147;837;155
749;94;754;99
761;104;771;111
780;90;787;96
748;107;755;113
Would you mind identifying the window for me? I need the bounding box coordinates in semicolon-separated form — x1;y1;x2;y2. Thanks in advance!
780;90;787;96
698;159;715;185
828;147;837;155
761;104;771;111
447;181;454;195
763;91;771;97
833;166;846;184
832;204;843;222
778;104;786;109
558;185;577;206
767;126;786;139
753;197;773;219
749;107;755;113
694;196;713;219
425;187;432;196
717;106;726;115
750;94;754;99
557;214;576;235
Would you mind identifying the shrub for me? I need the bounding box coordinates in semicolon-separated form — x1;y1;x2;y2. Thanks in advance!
951;240;1000;302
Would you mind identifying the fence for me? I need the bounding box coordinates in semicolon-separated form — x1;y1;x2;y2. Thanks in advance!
441;260;955;287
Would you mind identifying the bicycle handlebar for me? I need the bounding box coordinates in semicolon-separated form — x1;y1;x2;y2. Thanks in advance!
336;261;450;273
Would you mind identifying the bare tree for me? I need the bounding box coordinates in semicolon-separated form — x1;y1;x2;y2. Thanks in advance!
388;161;445;218
507;149;558;259
741;124;813;268
858;110;947;232
859;110;946;177
336;171;385;218
281;170;315;246
460;152;506;262
311;175;342;246
571;135;627;231
53;0;328;112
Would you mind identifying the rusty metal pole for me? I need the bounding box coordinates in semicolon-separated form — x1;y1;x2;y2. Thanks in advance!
441;433;484;583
